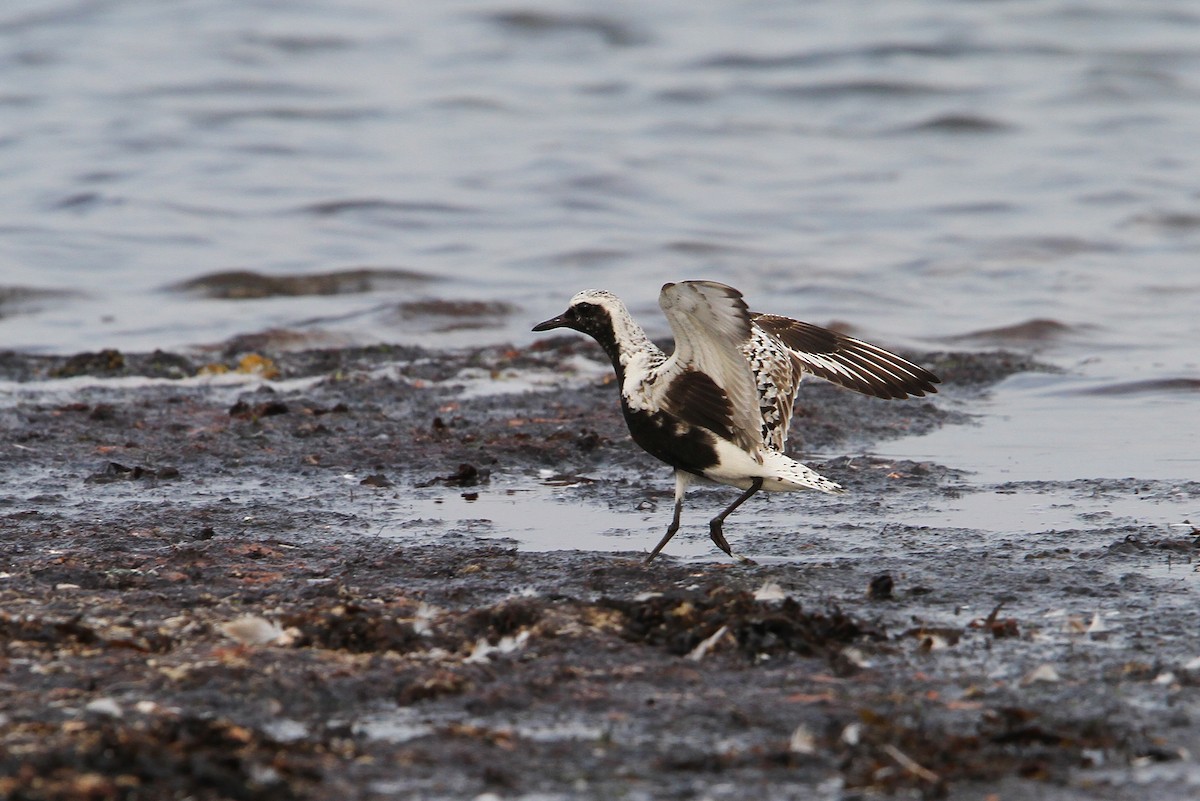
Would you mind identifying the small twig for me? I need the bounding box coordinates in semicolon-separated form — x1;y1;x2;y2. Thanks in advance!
686;624;731;661
881;744;940;784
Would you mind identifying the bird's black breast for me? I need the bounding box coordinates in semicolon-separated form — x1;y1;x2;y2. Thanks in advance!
620;405;720;477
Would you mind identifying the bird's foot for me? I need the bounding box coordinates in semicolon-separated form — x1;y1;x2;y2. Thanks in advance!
708;521;731;554
709;522;755;563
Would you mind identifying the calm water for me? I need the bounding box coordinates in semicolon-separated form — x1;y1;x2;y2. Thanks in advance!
1;0;1198;484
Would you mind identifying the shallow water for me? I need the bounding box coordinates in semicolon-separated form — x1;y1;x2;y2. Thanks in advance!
397;470;1199;563
1;0;1198;485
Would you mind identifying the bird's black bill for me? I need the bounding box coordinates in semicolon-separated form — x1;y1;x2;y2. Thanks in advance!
532;311;571;332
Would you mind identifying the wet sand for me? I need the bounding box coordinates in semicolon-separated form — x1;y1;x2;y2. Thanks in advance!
1;339;1197;800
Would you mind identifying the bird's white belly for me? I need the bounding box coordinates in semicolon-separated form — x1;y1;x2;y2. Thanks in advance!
700;437;843;494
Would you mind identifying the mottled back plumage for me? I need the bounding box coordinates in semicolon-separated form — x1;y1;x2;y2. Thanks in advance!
742;326;804;451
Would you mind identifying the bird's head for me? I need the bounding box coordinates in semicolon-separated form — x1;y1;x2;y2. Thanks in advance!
531;289;623;340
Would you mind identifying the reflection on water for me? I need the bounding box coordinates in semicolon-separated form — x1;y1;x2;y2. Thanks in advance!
874;372;1200;482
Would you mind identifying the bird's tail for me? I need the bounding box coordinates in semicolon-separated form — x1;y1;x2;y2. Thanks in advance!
758;450;844;494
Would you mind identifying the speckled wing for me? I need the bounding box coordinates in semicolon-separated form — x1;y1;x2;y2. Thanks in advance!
751;314;940;400
742;327;802;451
654;281;763;455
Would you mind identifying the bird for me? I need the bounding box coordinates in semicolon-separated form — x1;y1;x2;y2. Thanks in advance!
532;280;939;562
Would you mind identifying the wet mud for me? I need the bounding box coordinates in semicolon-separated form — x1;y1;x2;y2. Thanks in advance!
1;340;1197;800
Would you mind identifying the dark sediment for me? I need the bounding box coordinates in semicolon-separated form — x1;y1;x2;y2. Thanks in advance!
0;340;1196;800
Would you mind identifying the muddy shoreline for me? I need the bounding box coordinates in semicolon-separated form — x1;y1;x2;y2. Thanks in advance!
1;339;1197;800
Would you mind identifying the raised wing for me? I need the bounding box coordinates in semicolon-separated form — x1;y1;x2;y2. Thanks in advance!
653;281;763;455
752;314;939;400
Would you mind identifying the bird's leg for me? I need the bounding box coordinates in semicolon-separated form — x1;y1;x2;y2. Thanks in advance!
646;471;691;563
709;477;763;561
645;501;682;564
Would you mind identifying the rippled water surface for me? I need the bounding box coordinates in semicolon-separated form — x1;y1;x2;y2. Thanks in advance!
2;0;1198;481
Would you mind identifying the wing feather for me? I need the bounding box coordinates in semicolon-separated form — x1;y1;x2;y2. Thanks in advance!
752;314;939;399
654;281;764;455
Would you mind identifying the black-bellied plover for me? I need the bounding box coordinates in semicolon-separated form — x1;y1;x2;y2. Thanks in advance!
532;280;939;562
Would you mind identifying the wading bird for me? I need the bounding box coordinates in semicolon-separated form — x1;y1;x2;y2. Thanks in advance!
532;280;939;562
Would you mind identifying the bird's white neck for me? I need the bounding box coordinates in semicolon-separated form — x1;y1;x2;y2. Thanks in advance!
606;302;658;370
